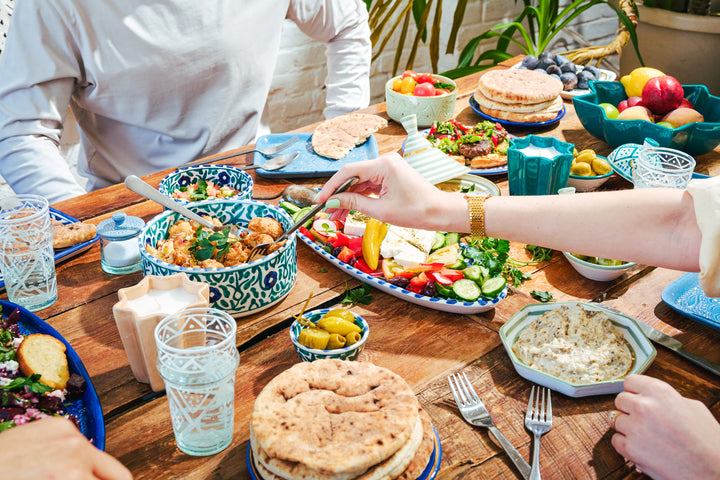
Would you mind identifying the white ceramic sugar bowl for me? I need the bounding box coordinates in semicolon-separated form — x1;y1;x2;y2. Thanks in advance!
97;212;145;275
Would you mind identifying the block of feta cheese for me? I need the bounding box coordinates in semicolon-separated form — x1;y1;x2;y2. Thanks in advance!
380;225;437;267
343;211;371;237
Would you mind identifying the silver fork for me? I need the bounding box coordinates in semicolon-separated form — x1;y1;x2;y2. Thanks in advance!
246;176;359;262
183;135;299;167
448;372;531;480
525;386;552;480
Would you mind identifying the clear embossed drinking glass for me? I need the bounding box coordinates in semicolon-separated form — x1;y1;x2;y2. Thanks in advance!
155;307;240;456
632;146;696;189
0;195;57;311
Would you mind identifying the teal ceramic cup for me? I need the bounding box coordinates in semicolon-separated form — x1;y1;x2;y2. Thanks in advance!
507;135;575;195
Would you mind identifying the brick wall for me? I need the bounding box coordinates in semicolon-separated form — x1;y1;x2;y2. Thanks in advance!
0;0;619;196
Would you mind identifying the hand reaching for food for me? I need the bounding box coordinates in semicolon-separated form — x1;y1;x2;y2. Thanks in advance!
316;152;468;234
0;416;132;479
612;375;720;480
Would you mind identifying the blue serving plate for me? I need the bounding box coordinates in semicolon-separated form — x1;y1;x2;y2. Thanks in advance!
0;208;99;290
2;300;105;449
662;272;720;332
298;232;506;314
247;424;442;480
469;95;566;128
573;82;720;156
252;133;379;178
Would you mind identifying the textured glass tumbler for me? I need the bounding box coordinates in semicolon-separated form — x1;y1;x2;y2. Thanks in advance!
0;195;57;311
632;147;696;189
155;307;239;456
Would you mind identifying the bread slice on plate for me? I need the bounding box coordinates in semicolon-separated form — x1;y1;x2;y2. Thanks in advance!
312;113;388;160
17;333;69;390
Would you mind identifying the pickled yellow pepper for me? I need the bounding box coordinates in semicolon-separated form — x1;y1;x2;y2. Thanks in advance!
362;218;388;271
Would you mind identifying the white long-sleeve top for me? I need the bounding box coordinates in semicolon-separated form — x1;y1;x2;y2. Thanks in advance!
0;0;371;202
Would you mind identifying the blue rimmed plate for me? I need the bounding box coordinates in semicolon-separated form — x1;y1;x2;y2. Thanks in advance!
0;208;99;290
662;272;720;332
247;424;442;480
470;95;565;128
252;133;379;179
298;234;507;314
2;300;105;449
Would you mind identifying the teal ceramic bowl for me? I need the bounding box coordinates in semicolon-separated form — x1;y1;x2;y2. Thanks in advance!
290;309;369;362
508;135;575;195
573;82;720;156
139;199;296;317
159;165;253;205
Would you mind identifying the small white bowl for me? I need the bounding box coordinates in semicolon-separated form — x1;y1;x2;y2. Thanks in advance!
563;251;635;282
566;170;613;192
499;302;656;397
385;74;457;128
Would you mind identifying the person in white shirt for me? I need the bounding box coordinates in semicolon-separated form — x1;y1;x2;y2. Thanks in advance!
0;0;371;202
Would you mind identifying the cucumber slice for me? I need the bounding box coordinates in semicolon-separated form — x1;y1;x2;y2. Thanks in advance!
292;207;314;228
448;257;467;270
435;282;455;298
444;232;460;246
481;276;506;298
452;279;481;302
431;232;446;251
463;265;483;282
280;201;301;215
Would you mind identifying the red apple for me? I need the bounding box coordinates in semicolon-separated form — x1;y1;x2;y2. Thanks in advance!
641;75;684;115
627;96;644;108
617;100;629;113
679;98;694;109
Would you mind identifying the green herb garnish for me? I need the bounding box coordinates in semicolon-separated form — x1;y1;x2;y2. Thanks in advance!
0;373;52;394
525;245;553;263
189;225;238;262
188;179;209;201
531;290;554;303
433;81;455;91
460;184;476;194
341;283;372;305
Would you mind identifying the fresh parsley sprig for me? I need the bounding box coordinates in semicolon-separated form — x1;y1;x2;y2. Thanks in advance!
189;179;209;202
531;290;554;303
341;283;372;305
0;373;52;394
189;226;238;262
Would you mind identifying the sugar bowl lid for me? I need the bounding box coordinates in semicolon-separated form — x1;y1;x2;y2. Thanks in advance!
97;212;145;241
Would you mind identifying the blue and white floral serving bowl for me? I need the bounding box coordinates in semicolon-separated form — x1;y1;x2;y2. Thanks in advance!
159;164;253;205
139;198;296;317
290;308;369;362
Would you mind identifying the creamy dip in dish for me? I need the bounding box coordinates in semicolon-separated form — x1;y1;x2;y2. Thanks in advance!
512;304;634;384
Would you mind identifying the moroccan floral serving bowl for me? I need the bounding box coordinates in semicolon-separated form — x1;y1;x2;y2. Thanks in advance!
139;198;296;316
290;308;369;362
159;164;253;205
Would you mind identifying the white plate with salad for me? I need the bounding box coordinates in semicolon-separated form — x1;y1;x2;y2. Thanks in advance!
285;203;509;314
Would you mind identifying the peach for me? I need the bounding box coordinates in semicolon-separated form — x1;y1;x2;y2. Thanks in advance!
661;107;704;128
616;105;654;122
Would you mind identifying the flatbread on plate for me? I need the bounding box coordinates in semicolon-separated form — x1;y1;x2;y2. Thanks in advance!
312;113;387;160
480;96;563;124
52;219;96;249
476;69;563;105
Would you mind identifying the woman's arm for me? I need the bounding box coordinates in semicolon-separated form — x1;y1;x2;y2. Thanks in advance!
317;153;701;272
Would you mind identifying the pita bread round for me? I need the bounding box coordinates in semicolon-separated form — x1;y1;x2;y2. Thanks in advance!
479;96;563;123
396;409;435;480
477;69;563;105
251;359;420;478
312;113;387;160
469;153;508;169
472;87;556;113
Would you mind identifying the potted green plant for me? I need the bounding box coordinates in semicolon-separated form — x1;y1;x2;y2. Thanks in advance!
619;0;720;94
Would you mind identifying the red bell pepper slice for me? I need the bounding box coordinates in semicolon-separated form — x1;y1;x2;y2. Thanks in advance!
491;134;498;147
347;236;363;256
394;270;416;279
427;272;453;286
440;268;465;282
409;272;429;286
407;283;424;294
299;226;313;239
332;232;350;248
354;258;383;276
337;246;354;264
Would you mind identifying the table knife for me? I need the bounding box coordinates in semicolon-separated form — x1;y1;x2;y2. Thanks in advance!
634;320;720;377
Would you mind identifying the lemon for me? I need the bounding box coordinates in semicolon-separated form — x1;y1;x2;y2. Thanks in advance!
620;67;665;98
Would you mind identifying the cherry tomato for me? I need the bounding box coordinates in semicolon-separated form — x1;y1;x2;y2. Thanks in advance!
392;78;402;92
401;70;417;80
400;76;417;94
413;82;436;97
434;88;449;96
416;73;435;84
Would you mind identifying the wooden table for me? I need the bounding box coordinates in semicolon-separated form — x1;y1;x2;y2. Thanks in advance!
34;58;720;479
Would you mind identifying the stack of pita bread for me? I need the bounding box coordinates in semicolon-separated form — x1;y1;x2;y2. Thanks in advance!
250;359;436;480
312;113;388;160
474;69;564;123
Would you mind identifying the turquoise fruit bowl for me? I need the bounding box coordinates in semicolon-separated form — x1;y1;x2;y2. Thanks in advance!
159;165;253;205
573;82;720;156
139;199;296;317
507;135;575;195
290;309;369;362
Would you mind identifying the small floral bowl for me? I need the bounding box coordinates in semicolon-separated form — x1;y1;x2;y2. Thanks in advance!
159;165;253;205
139;198;296;317
290;308;369;362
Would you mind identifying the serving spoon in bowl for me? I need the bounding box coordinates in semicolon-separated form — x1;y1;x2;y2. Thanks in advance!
124;175;245;237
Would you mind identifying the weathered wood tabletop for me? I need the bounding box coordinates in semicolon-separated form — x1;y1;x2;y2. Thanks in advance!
26;58;720;479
